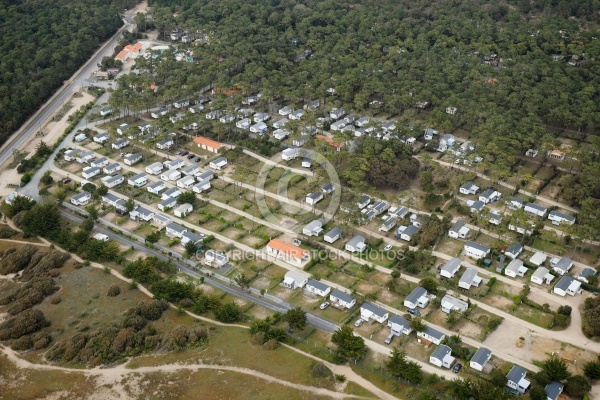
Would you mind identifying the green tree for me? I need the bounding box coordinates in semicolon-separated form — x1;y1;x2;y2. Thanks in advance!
584;360;600;380
409;317;426;332
145;231;161;245
214;302;242;323
419;277;438;294
564;375;591;397
177;191;197;205
331;325;366;361
234;273;251;290
6;196;36;217
184;240;198;257
385;347;423;384
283;308;307;331
529;386;547;400
541;356;571;381
125;197;136;212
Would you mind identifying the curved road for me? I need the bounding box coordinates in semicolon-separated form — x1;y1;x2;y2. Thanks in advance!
0;14;136;169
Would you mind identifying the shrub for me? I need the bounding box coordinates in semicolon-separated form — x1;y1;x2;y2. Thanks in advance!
50;296;61;304
107;285;121;297
311;362;332;378
263;338;279;350
0;309;48;340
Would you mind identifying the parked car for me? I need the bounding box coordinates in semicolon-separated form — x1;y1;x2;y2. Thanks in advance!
187;153;196;159
354;319;364;327
194;156;202;163
176;150;183;155
384;244;393;251
62;178;71;184
452;363;462;373
181;150;189;156
319;302;329;310
407;308;421;316
385;333;394;345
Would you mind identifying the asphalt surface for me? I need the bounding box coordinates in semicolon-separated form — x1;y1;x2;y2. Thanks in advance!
0;14;135;173
60;206;339;333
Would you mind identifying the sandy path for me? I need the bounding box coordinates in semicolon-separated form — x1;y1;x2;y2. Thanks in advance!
0;345;368;400
0;237;385;399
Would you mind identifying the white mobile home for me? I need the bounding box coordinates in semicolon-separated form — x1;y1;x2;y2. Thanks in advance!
470;348;492;372
430;345;455;369
176;175;196;189
440;258;462;279
283;270;309;290
531;267;554;285
128;173;148;187
463;241;491;260
459;268;482;290
173;203;193;218
101;174;124;189
103;162;121;175
147;180;166;194
360;302;389;324
82;166;100;179
124;152;142;166
209;157;228;170
146;162;164;175
324;227;342;243
70;191;91;206
161;169;181;182
329;289;356;309
305;280;331;297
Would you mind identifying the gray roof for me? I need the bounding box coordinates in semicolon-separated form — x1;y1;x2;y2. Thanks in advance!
197;171;215;180
465;241;490;253
460;268;478;285
405;286;427;305
431;344;452;361
461;181;477;190
359;194;370;204
402;225;418;237
211;156;227;164
130;172;146;181
481;188;495;198
549;210;575;222
330;289;354;304
166;222;186;233
389;315;410;329
159;198;176;207
105;162;120;170
579;268;596;278
103;193;122;203
506;365;527;383
422;326;444;340
506;243;523;255
555;275;574;291
555;257;573;271
134;206;153;217
506;259;524;274
104;174;124;184
347;235;365;248
307;279;330;292
361;302;387;318
322;182;334;192
471;347;492;366
164;187;180;196
511;197;525;205
114;138;128;145
125;152;142;161
324;226;342;238
441;257;462;274
182;231;204;243
525;202;547;212
72;191;90;201
158;138;173;145
450;220;466;232
471;200;485;210
304;219;323;231
83;166;100;174
532;267;551;280
545;381;564;400
149;181;164;189
307;192;323;200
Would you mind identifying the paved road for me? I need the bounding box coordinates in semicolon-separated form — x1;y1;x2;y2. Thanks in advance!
0;15;136;170
59;205;339;333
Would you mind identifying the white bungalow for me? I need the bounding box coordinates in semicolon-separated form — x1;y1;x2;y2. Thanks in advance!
305;280;331;297
551;257;573;276
161;187;181;200
531;267;554;285
161;169;182;182
306;191;324;206
209;157;228;170
176;175;196;189
165;222;187;239
128;173;148;187
430;345;455;369
146;162;164;175
193;179;211;193
441;295;468;314
553;276;582;297
173;203;193;218
470;348;492;372
147;180;166;194
463;241;491;260
112;139;129;150
505;259;528;278
388;315;412;336
524;203;547;217
124;152;142;166
204;249;229;268
324;227;342;243
158;197;177;211
163;159;185;170
329;289;356;309
82;166;100;179
448;220;470;239
130;206;155;222
345;235;366;253
283;270;309;290
103;162;121;175
417;326;445;345
101;174;124;189
360;302;389;324
404;287;429;309
70;191;91;206
440;258;462;279
459;268;482;290
302;220;323;237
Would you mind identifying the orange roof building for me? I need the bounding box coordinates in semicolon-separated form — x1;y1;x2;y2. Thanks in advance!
266;239;310;267
114;42;144;62
316;135;344;151
193;136;222;153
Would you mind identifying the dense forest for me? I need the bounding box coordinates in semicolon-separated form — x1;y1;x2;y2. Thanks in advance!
141;0;598;159
0;0;135;147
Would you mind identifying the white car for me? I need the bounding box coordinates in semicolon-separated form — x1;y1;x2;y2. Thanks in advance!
384;244;393;251
354;319;364;327
319;302;330;310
